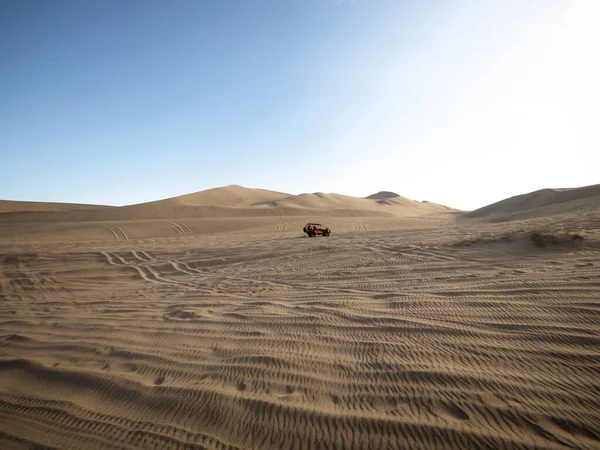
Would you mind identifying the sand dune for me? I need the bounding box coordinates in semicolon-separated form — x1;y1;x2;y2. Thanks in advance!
254;192;448;213
0;186;453;228
1;185;599;449
0;199;112;213
366;191;400;200
468;183;600;221
129;186;454;217
255;192;384;210
151;184;292;208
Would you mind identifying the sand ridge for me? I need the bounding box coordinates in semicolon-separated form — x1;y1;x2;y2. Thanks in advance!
0;185;454;225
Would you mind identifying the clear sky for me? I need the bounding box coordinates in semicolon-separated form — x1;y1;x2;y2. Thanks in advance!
2;0;598;210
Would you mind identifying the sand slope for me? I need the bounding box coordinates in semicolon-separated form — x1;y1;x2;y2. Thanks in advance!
468;184;600;221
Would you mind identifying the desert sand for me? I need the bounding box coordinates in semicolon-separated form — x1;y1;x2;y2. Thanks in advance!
0;185;599;449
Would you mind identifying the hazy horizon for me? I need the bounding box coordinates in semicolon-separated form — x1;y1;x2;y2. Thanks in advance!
2;0;598;210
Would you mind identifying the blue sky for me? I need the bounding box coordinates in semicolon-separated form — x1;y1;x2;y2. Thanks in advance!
2;0;598;210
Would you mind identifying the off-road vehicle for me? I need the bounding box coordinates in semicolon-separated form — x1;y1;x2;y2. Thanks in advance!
303;223;331;237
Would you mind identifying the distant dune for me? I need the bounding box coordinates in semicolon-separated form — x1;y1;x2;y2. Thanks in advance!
5;183;597;225
366;191;400;200
0;199;112;213
135;186;454;215
468;183;600;221
162;185;291;208
0;185;454;224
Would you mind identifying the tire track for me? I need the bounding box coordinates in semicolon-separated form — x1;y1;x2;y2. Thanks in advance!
99;251;195;287
131;250;152;262
105;225;129;241
168;221;193;235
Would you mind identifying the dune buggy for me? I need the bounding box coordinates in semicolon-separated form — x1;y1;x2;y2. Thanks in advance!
303;223;331;237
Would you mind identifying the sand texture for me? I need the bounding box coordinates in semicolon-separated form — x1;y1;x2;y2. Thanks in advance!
0;185;599;449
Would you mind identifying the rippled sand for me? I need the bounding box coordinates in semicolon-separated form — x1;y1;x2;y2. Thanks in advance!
1;210;599;449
